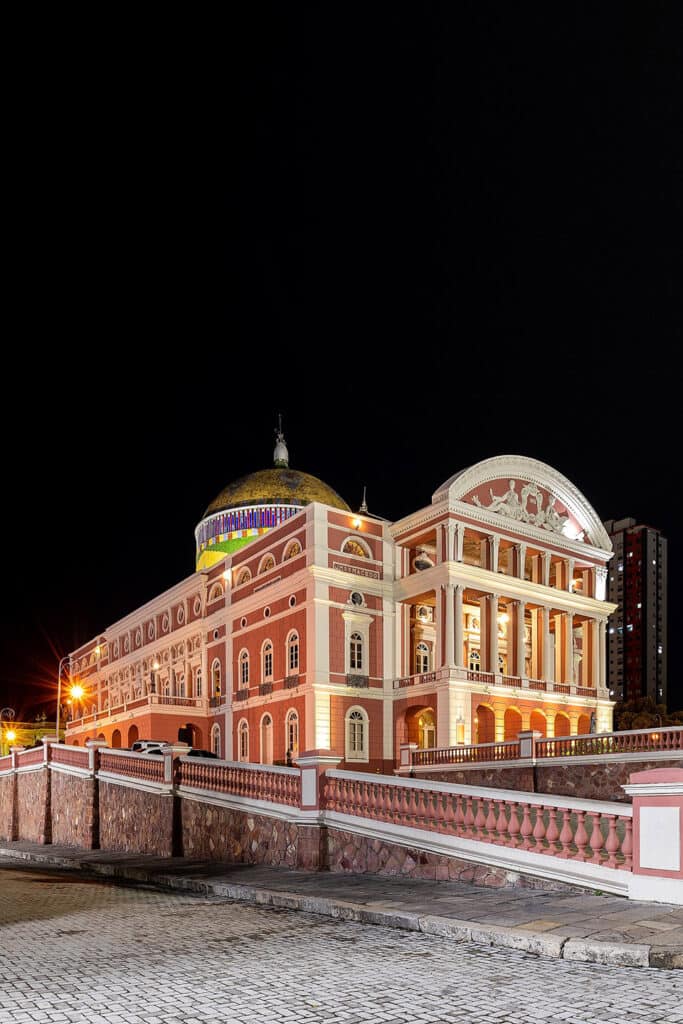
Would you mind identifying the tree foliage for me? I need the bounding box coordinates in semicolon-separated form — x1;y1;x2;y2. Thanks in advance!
613;696;683;731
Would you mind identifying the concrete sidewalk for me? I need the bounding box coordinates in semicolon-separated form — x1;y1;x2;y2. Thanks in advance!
1;840;681;970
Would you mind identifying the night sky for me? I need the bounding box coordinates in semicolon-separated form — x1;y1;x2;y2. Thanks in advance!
2;7;681;717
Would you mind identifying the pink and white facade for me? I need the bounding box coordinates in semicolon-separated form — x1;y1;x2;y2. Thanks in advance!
65;454;617;768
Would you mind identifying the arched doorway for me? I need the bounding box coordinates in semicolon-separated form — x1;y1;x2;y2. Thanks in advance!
178;723;203;748
530;710;547;737
554;712;571;737
111;729;122;748
503;707;522;741
97;733;105;741
401;705;436;751
417;710;436;749
128;724;139;747
260;715;273;764
475;704;495;744
578;713;591;735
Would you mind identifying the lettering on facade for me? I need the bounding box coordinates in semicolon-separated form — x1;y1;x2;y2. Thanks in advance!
332;561;380;580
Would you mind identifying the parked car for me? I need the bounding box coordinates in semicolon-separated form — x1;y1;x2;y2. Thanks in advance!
186;748;218;759
131;740;165;753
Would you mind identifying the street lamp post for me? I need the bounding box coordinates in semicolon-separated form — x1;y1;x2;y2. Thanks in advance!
55;654;71;740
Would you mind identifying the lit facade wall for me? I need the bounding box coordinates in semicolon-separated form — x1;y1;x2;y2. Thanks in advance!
66;456;617;763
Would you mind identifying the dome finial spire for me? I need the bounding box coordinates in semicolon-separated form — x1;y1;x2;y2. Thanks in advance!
273;413;289;468
359;485;368;513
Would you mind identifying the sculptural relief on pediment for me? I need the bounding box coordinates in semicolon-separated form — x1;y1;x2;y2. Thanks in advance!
466;478;584;539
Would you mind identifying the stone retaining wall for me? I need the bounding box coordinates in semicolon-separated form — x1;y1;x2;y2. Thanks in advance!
180;798;301;867
51;771;98;849
16;769;51;844
419;757;683;802
99;781;174;857
0;775;15;841
325;826;578;891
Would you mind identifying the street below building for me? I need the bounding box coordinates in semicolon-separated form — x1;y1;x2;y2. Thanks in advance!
0;861;681;1024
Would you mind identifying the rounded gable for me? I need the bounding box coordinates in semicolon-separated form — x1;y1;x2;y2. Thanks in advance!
433;455;612;550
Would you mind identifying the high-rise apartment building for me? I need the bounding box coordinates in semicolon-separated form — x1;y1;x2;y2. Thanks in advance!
603;518;667;706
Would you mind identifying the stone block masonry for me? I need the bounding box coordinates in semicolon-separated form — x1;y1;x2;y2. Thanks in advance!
98;780;175;857
16;767;51;844
51;771;98;849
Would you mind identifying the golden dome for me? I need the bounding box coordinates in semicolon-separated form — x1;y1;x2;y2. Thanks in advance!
204;468;350;516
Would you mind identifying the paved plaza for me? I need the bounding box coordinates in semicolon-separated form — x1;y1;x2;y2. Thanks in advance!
0;861;682;1024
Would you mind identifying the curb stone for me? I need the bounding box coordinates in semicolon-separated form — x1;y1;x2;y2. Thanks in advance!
0;846;679;970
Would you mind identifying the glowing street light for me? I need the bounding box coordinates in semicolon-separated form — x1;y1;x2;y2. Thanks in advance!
5;729;16;744
55;655;72;739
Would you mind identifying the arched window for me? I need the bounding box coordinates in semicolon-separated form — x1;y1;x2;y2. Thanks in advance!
342;537;370;558
208;582;224;602
211;659;221;698
286;709;299;759
260;713;273;765
258;554;276;575
415;642;430;675
236;568;251;586
350;632;363;672
177;673;185;698
262;641;273;681
283;540;301;560
195;668;202;698
287;632;299;673
239;649;249;686
211;723;221;758
468;649;481;672
238;719;249;762
345;707;369;762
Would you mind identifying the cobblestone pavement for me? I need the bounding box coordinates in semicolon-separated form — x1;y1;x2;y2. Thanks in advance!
1;862;681;1024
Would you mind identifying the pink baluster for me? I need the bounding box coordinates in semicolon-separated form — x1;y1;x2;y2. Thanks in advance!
620;816;633;870
507;798;524;847
464;797;475;838
376;785;387;820
605;815;619;868
484;799;498;843
574;810;589;861
474;798;487;841
401;785;411;825
559;810;573;858
495;800;508;845
392;785;403;822
368;781;377;818
454;794;465;835
589;813;605;864
532;805;546;853
444;790;454;831
520;802;536;851
434;791;445;832
545;808;560;855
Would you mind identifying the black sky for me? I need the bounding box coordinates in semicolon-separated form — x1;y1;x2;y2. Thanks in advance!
2;6;681;716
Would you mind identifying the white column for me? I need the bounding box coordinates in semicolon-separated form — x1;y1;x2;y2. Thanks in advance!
445;583;455;667
567;558;575;592
436;588;443;669
447;520;456;562
455;523;464;562
489;594;499;675
489;536;500;573
554;614;563;683
599;619;607;690
454;585;464;667
542;606;552;681
542;551;551;587
516;543;527;579
590;618;600;689
565;613;574;684
516;600;526;677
